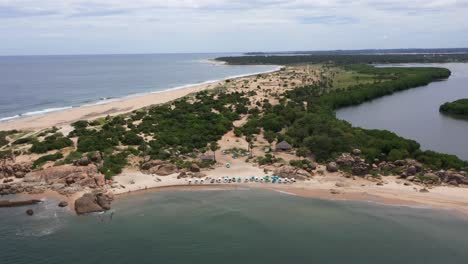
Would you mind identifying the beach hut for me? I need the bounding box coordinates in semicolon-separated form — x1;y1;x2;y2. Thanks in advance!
275;141;293;152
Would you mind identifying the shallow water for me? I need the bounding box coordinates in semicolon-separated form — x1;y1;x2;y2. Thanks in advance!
0;53;277;121
1;189;467;264
336;63;468;161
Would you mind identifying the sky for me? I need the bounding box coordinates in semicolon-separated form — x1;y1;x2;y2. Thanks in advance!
0;0;467;55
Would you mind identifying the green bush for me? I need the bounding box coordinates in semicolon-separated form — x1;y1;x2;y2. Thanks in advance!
30;133;74;154
33;153;64;169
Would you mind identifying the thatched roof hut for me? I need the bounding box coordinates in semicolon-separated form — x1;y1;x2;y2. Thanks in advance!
275;141;292;151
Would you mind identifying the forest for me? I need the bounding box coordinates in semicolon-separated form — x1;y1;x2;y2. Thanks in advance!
216;54;468;65
439;98;468;118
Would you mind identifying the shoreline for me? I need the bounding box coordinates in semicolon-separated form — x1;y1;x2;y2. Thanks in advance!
0;66;282;131
105;181;468;220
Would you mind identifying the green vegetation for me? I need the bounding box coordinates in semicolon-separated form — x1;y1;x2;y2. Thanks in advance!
100;151;128;179
216;54;468;65
33;152;64;169
0;130;18;148
30;133;74;154
66;89;252;178
241;64;467;170
439;99;468;118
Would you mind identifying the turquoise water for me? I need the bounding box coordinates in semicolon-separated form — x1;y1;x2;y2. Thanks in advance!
1;189;467;264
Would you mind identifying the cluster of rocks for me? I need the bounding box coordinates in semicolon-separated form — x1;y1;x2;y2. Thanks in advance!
73;152;102;166
141;160;178;176
74;192;114;215
1;164;108;196
326;150;468;186
273;165;312;179
0;162;31;179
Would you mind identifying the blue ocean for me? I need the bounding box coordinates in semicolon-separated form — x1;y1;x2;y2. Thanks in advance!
0;53;277;121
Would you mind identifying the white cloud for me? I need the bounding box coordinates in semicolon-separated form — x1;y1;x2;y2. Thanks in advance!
0;0;467;54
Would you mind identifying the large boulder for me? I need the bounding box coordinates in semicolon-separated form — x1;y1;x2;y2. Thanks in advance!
75;193;103;215
150;164;178;176
74;192;113;215
74;157;91;166
326;162;338;173
190;163;200;173
352;149;362;156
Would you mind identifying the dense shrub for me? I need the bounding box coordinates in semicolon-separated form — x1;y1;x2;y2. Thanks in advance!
30;133;74;154
33;152;64;169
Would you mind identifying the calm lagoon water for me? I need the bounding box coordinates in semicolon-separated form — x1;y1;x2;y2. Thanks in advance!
337;63;468;161
0;53;277;121
1;189;467;264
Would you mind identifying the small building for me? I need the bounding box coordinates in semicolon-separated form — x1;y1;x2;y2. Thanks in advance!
275;141;293;152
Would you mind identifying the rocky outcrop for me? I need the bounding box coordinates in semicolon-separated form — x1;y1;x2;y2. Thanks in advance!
74;192;114;215
0;163;32;179
437;170;468;185
274;165;311;179
24;165;103;188
141;160;178;176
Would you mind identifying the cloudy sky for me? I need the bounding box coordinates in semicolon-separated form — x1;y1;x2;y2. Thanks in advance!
1;0;467;55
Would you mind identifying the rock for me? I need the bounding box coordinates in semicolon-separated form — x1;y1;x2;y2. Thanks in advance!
152;164;178;176
407;176;416;181
352;162;369;176
336;153;354;166
376;182;384;186
406;160;423;173
394;160;406;166
274;165;311;180
24;165;99;184
330;189;341;195
141;160;164;170
326;162;338;172
423;173;439;184
94;174;105;187
420;188;429;193
190;163;200;173
404;182;411;186
58;201;68;207
406;166;417;176
352;149;362;156
75;193;107;215
26;209;34;216
96;193;112;210
14;171;26;178
74;157;91;166
177;171;187;179
88;152;102;163
308;162;317;170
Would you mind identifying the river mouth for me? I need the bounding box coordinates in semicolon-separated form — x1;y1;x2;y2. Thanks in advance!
336;63;468;161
